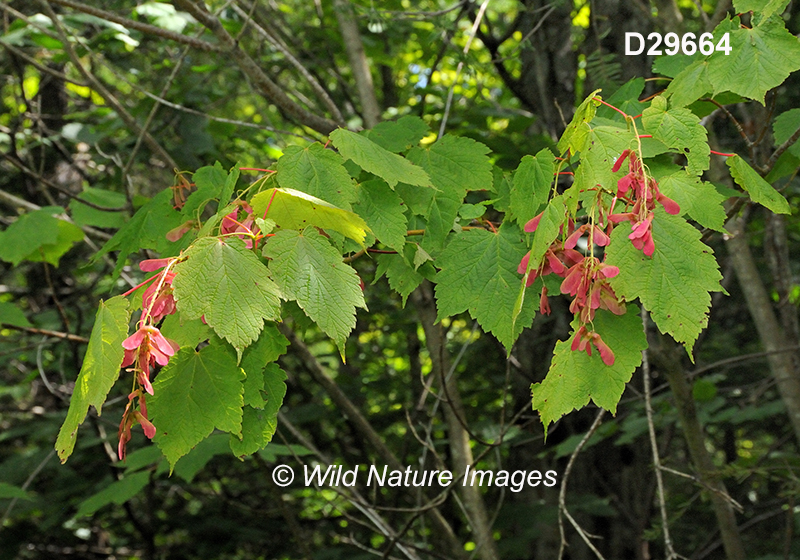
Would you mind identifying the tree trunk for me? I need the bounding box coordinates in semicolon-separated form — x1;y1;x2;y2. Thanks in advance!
726;216;800;444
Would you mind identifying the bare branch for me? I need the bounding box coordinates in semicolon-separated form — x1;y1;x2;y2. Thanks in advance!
48;0;222;52
39;1;179;170
332;0;380;127
557;409;607;560
172;0;340;135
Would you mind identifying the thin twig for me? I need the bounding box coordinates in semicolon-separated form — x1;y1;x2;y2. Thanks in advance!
558;409;607;560
48;0;222;51
1;323;89;343
642;308;678;559
438;0;491;139
39;0;178;169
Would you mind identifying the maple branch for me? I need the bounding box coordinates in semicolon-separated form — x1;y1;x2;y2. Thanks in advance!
277;323;466;559
1;324;89;344
39;1;179;170
766;122;800;173
232;3;346;125
172;0;340;135
642;309;678;560
47;0;222;52
412;282;500;560
654;336;747;560
702;98;758;166
557;409;607;560
331;0;380;127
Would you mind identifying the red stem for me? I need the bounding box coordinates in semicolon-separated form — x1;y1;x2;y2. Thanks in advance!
710;149;736;157
239;167;276;173
596;98;629;118
121;273;160;297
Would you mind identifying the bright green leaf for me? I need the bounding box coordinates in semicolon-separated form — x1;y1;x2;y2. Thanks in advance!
230;364;287;457
276;144;357;209
406;134;492;254
558;89;601;155
531;307;647;436
149;343;245;470
329;128;432;187
265;229;366;350
184;163;227;218
435;224;537;351
0;301;32;328
353;179;408;251
510;148;555;227
69;187;126;229
651;164;727;231
96;189;186;278
0;206;61;266
642;96;709;175
374;250;424;307
172;237;281;351
241;326;289;409
707;16;800;104
365;116;429;152
733;0;790;20
727;155;791;214
664;60;712;108
773;108;800;158
573;125;636;192
56;296;131;463
606;210;723;353
250;187;370;247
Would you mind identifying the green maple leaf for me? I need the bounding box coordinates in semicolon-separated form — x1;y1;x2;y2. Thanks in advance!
531;306;646;437
159;313;213;348
558;89;602;155
642;96;709;175
374;248;426;307
606;209;723;353
0;301;32;328
365;116;429;153
230;364;287;457
183;163;226;218
707;16;800;104
75;471;151;518
651;163;727;231
664;59;712;108
250;187;370;247
56;296;130;463
265;229;366;351
509;148;555;227
353;179;408;251
70;187;126;229
0;206;83;267
772;108;800;159
733;0;790;22
406;134;493;254
329;128;432;188
276;144;357;209
435;224;537;351
96;189;186;278
172;237;282;352
573;125;636;192
528;195;566;268
149;343;244;470
240;325;288;409
597;79;646;122
727;155;791;214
